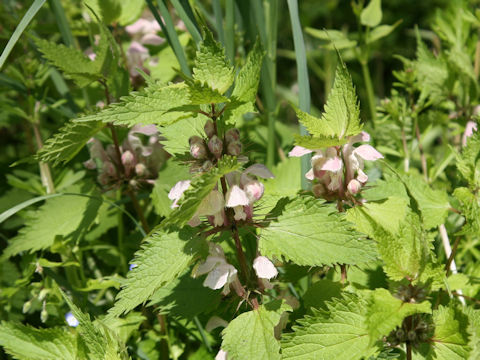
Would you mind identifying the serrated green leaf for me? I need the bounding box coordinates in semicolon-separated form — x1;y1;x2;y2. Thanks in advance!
401;173;450;230
74;82;226;127
373;211;434;282
0;322;77;360
148;272;221;320
162;156;240;227
455;132;480;187
465;307;480;360
428;306;471;360
232;40;264;102
221;300;292;360
361;0;382;28
346;196;409;236
453;187;480;236
36;120;104;166
303;279;343;311
282;293;377;360
223;40;264;124
193;29;234;94
109;227;206;317
260;197;376;267
33;37;102;87
293;134;347;149
60;289;108;359
365;289;431;346
415;35;448;105
2;188;101;258
293;60;361;140
159;116;206;155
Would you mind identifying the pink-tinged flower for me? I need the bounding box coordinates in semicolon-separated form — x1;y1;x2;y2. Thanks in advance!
194;244;238;295
289;131;382;198
462;121;478;147
253;256;278;279
126;18;163;46
225;164;274;221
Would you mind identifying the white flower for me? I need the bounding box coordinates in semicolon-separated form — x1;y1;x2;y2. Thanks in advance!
194;244;238;295
205;316;229;332
215;349;228;360
168;180;191;208
253;256;278;279
462;121;477;147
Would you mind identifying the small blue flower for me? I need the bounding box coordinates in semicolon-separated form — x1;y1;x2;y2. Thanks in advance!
65;312;79;327
129;263;138;271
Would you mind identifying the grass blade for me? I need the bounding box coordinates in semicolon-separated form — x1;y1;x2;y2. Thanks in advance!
287;0;311;190
47;0;75;47
0;0;47;70
146;0;191;76
171;0;202;45
212;0;225;45
225;0;235;63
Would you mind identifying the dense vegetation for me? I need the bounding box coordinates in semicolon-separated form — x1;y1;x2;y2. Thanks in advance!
1;0;479;359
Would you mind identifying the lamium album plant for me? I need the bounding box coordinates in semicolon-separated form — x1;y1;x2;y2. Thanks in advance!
0;0;480;359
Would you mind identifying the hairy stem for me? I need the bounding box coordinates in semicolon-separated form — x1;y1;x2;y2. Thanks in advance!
415;121;428;182
32;122;55;194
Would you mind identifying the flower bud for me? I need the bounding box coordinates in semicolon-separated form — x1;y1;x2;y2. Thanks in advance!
202;160;213;172
189;136;203;145
396;329;406;341
244;180;264;202
122;150;136;177
225;128;240;143
407;330;417;342
227;141;243;156
22;300;32;313
204;120;215;138
347;179;362;195
190;142;207;159
312;183;326;198
103;161;116;177
38;288;48;301
83;159;97;170
135;163;147;177
40;302;48;323
208;135;223;158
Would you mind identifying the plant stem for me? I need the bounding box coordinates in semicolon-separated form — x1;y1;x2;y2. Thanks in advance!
401;128;410;172
33;123;55;194
415;121;428;182
127;188;150;234
406;342;412;360
360;60;376;126
474;31;480;79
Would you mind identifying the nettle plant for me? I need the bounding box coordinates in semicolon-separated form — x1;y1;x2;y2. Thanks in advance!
1;3;480;360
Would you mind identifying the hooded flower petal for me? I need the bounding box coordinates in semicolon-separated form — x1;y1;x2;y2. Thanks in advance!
462;121;478;146
206;316;229;332
168;180;191;208
288;146;313;157
349;131;370;144
253;256;278;279
226;185;249;207
354;145;383;161
197;190;225;216
244;164;275;178
203;263;237;290
321;156;343;172
215;349;228;360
